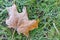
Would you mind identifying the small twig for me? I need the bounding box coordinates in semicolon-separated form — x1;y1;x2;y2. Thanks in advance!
53;23;59;34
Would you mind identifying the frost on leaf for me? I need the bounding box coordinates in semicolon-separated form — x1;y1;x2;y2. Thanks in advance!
6;4;39;37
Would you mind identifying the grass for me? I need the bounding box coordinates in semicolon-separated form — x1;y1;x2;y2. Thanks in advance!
0;0;60;40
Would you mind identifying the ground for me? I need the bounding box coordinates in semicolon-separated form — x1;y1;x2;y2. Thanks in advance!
0;0;60;40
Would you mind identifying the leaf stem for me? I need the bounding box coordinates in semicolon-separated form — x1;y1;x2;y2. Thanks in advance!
11;30;15;40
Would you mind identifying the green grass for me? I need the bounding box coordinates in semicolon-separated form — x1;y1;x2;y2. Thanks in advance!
0;0;60;40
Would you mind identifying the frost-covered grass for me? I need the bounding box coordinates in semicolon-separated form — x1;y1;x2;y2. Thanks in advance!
0;0;60;40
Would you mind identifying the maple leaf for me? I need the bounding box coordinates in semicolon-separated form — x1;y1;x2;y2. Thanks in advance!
6;4;39;37
6;4;28;29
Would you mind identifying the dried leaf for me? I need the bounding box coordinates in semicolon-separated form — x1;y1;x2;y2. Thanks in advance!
17;20;38;37
6;4;39;37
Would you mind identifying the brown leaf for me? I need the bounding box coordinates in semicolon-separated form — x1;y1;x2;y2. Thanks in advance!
6;4;39;37
17;20;38;37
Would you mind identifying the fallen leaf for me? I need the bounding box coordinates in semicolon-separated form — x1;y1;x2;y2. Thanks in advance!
17;20;38;37
6;4;39;37
6;4;28;29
